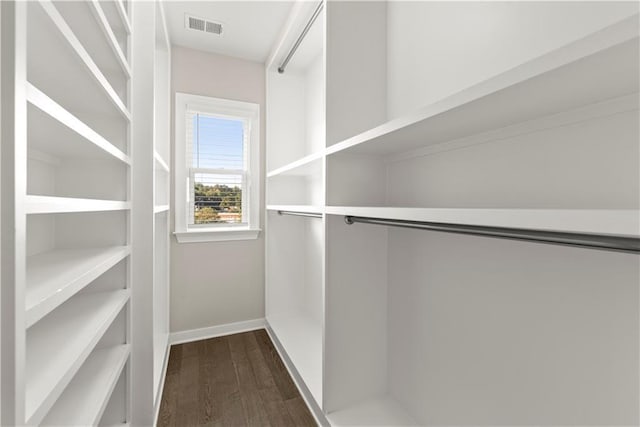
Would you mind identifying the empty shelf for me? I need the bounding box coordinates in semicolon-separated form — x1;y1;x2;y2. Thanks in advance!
34;0;130;120
267;151;324;178
90;0;131;77
154;205;170;214
268;313;323;405
26;246;130;327
154;151;170;172
26;195;131;214
41;345;130;426
328;395;417;426
27;83;130;165
26;290;130;425
327;15;639;156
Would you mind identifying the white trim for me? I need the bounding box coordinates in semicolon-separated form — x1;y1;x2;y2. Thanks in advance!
174;92;260;242
174;228;260;243
169;318;266;345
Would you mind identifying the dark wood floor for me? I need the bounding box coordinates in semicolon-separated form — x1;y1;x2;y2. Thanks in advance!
157;329;317;427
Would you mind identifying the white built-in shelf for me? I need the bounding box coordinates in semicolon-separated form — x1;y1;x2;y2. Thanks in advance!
27;83;130;165
267;151;324;178
267;205;325;215
89;0;131;77
26;195;131;214
154;205;170;214
114;0;132;35
32;0;131;121
324;207;640;238
154;151;170;173
41;345;130;426
327;14;639;157
26;246;130;327
268;314;323;405
26;290;130;425
327;395;417;427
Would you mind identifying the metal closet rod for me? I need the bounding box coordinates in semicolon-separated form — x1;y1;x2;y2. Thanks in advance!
344;216;640;254
278;1;324;74
278;210;323;218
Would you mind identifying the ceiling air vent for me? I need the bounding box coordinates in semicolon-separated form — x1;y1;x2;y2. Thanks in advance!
185;14;223;35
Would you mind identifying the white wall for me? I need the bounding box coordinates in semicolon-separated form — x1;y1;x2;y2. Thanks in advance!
387;1;639;118
170;46;265;333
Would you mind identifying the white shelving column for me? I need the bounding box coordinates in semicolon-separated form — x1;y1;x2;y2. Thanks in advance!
152;0;171;415
3;0;134;425
130;0;171;424
264;2;327;420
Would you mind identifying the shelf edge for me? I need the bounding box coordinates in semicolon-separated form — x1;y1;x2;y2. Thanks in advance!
25;195;131;214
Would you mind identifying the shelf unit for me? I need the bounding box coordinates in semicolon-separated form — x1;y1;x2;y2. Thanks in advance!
0;0;174;424
266;4;640;426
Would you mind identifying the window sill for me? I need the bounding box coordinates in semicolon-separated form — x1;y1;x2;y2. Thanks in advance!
174;228;261;243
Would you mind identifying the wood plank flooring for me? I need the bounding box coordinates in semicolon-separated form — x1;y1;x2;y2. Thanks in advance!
158;329;317;427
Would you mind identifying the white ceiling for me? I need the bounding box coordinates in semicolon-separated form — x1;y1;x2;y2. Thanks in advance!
163;1;295;63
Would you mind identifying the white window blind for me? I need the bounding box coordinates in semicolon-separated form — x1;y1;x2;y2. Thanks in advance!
185;110;250;227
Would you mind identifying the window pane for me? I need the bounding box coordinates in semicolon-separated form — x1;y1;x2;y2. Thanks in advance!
190;173;244;225
190;113;245;170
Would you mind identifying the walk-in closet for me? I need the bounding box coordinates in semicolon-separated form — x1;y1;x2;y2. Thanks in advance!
2;1;639;426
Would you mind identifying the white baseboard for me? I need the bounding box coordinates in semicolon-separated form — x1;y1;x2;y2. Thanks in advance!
169;318;266;345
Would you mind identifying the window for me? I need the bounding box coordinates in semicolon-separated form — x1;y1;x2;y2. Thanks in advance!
175;93;260;242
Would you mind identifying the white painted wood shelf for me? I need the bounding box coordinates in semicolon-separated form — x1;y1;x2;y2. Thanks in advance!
41;344;130;426
90;0;131;77
267;151;324;178
324;207;640;238
328;395;417;427
26;246;130;327
154;151;170;173
327;14;639;157
26;290;130;425
27;83;131;165
33;0;131;121
114;0;132;35
154;205;170;214
26;195;131;214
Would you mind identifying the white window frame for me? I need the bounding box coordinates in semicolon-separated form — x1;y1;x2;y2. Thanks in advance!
174;92;261;243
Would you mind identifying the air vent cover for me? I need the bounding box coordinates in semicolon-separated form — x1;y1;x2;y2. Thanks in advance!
185;14;223;35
